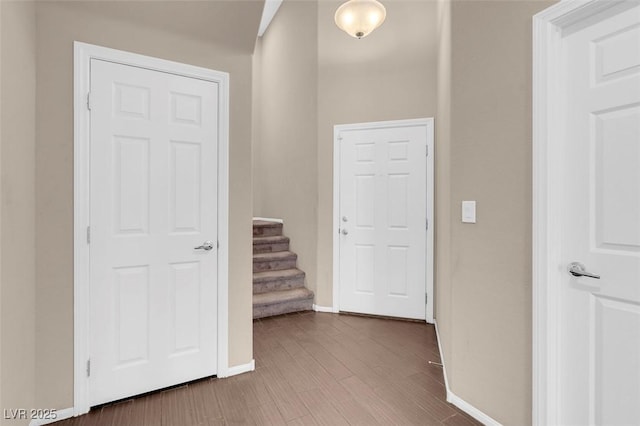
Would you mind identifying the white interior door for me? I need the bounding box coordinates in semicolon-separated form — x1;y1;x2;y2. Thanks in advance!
89;59;219;406
559;5;640;425
337;121;431;320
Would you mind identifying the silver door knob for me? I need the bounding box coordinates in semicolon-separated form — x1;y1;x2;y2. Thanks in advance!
342;216;348;222
568;262;600;279
195;241;214;251
342;229;349;235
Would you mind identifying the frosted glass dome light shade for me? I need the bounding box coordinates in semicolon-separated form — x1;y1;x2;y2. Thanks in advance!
334;0;386;39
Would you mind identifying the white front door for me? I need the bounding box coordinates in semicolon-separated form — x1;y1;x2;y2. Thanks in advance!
337;120;432;320
89;59;219;406
559;4;640;425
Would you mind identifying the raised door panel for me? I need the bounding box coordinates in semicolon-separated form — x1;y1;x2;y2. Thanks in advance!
170;141;202;234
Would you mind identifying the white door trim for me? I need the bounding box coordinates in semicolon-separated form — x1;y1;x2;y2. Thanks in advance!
73;42;229;415
332;118;434;323
532;1;637;424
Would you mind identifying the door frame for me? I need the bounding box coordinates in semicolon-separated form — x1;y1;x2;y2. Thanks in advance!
332;118;434;323
532;1;637;424
73;42;230;415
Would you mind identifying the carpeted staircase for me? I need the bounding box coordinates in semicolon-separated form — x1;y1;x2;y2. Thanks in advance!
253;220;314;319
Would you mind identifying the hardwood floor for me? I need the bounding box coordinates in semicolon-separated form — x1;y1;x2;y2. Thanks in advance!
56;312;481;425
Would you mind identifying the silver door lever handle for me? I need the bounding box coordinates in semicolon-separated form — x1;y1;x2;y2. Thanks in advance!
568;262;600;279
195;241;214;251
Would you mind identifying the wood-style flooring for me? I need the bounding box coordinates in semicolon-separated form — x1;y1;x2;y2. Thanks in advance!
55;312;481;425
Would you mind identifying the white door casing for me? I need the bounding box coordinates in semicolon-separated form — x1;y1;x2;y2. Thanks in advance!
74;42;230;414
333;119;434;322
533;2;640;425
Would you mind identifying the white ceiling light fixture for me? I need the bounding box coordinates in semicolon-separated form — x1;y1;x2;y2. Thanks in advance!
334;0;386;39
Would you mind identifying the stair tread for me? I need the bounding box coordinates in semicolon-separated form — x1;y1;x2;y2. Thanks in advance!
254;268;305;281
253;235;289;244
253;288;314;306
253;220;282;228
253;251;297;261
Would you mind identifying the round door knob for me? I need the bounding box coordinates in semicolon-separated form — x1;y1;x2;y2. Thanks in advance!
342;229;349;235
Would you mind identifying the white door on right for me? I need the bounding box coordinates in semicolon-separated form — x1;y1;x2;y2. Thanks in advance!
560;4;640;425
338;122;429;320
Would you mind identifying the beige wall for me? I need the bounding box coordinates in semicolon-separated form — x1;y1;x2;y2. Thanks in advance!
255;0;559;424
1;0;3;416
0;0;2;415
0;1;560;424
0;2;37;424
435;1;554;424
253;0;319;296
254;1;437;305
30;0;261;411
435;0;453;373
315;0;438;305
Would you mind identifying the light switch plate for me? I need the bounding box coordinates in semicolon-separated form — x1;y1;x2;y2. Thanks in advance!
462;201;476;223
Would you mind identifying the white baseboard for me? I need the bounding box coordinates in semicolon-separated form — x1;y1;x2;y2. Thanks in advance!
447;391;502;426
433;320;451;392
29;407;74;426
252;217;283;224
434;320;502;426
225;359;255;377
312;304;336;313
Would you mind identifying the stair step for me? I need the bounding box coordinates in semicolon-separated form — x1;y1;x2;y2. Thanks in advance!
253;288;314;319
253;268;305;294
253;220;283;237
253;251;297;273
253;235;290;254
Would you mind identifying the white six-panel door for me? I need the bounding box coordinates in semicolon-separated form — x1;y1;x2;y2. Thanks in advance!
89;59;219;405
559;4;640;425
337;121;431;320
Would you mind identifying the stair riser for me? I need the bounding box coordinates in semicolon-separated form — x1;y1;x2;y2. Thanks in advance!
253;258;297;273
253;296;313;319
253;242;289;254
253;275;305;294
253;226;282;237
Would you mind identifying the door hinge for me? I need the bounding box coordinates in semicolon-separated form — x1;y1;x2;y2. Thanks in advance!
426;218;429;230
425;293;428;304
86;226;91;244
86;359;91;377
426;145;429;157
87;92;92;110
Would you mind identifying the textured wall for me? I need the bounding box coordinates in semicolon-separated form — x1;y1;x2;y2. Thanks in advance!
0;2;37;425
435;0;453;380
437;2;555;424
252;0;319;298
0;0;2;417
